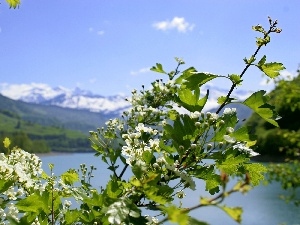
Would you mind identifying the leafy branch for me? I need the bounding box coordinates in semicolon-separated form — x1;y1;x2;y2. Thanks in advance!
216;17;283;114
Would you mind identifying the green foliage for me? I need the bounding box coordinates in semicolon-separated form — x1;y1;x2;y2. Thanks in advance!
0;108;91;153
267;160;300;206
246;66;300;206
243;90;280;127
256;55;285;78
219;205;243;223
0;17;285;224
246;70;300;156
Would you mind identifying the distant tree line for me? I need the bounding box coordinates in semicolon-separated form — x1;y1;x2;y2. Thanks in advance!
0;131;90;153
246;68;300;158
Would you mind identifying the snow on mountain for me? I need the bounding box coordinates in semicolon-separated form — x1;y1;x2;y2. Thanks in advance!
0;83;252;114
0;83;130;114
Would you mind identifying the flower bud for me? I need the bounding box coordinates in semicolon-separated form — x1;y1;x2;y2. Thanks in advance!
203;122;209;128
219;120;225;126
153;163;160;169
226;127;234;134
218;142;224;148
129;133;136;139
191;144;197;150
206;144;213;150
195;122;201;127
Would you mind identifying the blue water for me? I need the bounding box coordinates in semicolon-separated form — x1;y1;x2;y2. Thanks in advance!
40;153;300;225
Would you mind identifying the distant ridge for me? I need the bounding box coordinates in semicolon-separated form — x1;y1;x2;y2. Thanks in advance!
0;83;130;115
0;94;112;134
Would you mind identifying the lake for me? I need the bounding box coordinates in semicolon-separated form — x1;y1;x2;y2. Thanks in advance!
40;153;300;225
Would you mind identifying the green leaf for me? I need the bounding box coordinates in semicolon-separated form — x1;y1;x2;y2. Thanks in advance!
65;210;81;224
219;205;243;223
243;90;280;127
106;180;122;199
175;67;217;88
132;164;143;179
174;68;217;111
0;179;14;192
205;174;221;195
257;55;266;66
211;111;238;142
244;163;267;186
61;169;79;185
217;96;227;105
144;184;173;204
150;63;166;74
217;152;249;175
189;165;221;194
16;193;45;213
243;55;256;64
188;217;210;225
177;88;209;112
164;114;197;149
5;0;20;8
142;150;153;164
161;205;189;225
231;126;257;144
229;74;243;85
256;55;285;78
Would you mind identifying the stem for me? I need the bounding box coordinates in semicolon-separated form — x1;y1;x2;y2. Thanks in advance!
118;163;129;179
158;181;248;224
215;23;277;114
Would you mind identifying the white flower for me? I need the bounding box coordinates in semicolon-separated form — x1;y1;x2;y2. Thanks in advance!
233;143;260;157
224;108;236;115
210;113;219;120
226;127;234;134
145;215;159;224
180;172;196;190
190;111;201;119
223;135;236;143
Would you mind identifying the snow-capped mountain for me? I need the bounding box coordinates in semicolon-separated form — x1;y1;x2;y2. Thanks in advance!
0;83;252;114
0;83;130;115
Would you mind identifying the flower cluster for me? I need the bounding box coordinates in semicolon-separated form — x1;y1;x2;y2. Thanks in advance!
121;123;159;166
0;148;44;193
0;148;45;224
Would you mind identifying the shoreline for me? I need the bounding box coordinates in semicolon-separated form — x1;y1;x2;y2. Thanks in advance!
36;150;95;157
36;151;75;157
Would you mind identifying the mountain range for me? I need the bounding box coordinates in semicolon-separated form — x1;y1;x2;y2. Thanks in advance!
0;82;252;114
0;83;130;115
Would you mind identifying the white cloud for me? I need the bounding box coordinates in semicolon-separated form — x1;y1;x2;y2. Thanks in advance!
0;83;68;100
130;67;151;76
97;30;105;36
89;27;105;36
153;17;195;33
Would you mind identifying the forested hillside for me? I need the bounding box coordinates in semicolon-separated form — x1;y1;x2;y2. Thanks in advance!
0;94;112;153
246;69;300;157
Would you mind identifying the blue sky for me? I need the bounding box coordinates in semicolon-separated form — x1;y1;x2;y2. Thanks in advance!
0;0;299;96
